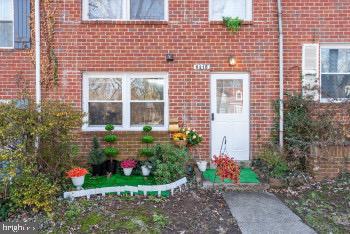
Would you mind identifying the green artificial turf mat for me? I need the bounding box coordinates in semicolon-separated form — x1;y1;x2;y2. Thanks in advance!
83;174;170;197
202;168;260;184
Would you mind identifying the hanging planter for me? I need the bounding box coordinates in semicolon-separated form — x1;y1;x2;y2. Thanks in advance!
66;167;89;190
172;132;188;148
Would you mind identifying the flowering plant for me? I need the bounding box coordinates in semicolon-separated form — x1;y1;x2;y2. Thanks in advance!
173;132;187;141
212;154;240;183
120;159;137;169
66;167;89;178
181;127;203;146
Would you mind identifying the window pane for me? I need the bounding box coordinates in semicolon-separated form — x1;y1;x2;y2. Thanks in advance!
89;102;122;125
131;78;164;100
0;0;13;20
130;102;164;125
88;0;123;19
217;79;243;113
321;74;350;99
211;0;246;20
89;78;122;100
0;22;13;47
130;0;164;20
321;48;350;73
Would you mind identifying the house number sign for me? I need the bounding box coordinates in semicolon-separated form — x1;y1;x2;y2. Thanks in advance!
193;64;211;70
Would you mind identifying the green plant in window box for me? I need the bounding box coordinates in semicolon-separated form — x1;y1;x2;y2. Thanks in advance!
103;124;119;176
223;16;242;32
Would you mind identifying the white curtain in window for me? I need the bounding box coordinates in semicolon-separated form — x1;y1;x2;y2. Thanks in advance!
211;0;246;20
130;0;164;20
0;0;13;47
88;0;123;19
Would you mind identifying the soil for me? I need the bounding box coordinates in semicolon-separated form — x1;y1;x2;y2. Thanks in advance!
8;189;241;233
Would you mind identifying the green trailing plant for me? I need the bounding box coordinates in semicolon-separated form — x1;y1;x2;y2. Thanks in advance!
103;124;119;173
258;147;289;178
88;137;106;165
150;144;190;184
273;94;349;170
223;16;242;32
139;125;155;157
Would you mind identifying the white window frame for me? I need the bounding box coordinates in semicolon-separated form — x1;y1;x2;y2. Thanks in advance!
0;0;14;49
209;0;253;21
82;72;169;131
82;0;169;21
320;43;350;103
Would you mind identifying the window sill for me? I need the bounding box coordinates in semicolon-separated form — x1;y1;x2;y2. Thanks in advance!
320;98;350;104
81;20;168;25
82;126;169;132
209;20;254;26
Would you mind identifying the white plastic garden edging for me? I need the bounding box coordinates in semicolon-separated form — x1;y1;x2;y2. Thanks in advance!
63;177;187;200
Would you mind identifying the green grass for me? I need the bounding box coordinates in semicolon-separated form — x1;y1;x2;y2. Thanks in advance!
202;168;260;184
83;174;170;197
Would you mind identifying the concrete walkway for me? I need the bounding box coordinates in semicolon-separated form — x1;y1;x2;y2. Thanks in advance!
224;192;316;234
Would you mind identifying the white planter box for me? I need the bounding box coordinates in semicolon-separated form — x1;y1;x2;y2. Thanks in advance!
123;168;133;176
196;161;208;172
71;175;85;190
141;165;151;176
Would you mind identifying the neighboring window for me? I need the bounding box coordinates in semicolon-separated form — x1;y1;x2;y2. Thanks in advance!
209;0;252;21
83;73;168;130
0;0;14;48
83;0;167;20
321;45;350;100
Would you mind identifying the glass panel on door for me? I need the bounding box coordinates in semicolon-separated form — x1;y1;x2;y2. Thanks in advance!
216;79;243;114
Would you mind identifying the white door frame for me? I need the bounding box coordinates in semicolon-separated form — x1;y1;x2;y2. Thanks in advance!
210;72;250;161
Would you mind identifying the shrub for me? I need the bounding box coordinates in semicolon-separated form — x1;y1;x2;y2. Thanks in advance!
212;154;240;183
150;144;190;184
141;135;154;144
10;171;59;214
103;147;119;157
104;134;117;143
88;137;106;165
143;125;152;132
258;147;289;178
139;148;154;157
0;99;83;183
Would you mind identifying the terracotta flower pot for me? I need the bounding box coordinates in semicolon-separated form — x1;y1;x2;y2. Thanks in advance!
71;175;85;190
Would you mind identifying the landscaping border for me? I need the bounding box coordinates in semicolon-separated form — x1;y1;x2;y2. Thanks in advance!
63;177;187;200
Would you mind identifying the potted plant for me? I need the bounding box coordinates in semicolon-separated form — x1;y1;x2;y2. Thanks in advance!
181;127;203;147
172;132;187;147
103;124;119;175
141;161;152;176
120;159;137;176
88;136;107;176
66;167;89;190
196;160;208;172
139;125;155;158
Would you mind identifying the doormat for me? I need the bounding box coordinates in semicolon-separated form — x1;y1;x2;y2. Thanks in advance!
202;168;260;184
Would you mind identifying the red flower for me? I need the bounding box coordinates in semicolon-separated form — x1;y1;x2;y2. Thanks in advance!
120;159;137;169
66;167;89;178
213;154;240;184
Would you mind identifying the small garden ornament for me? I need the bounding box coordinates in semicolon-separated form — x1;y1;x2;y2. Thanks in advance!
121;159;137;176
67;167;89;190
141;161;152;176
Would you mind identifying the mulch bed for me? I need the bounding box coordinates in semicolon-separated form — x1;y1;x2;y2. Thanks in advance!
8;189;241;233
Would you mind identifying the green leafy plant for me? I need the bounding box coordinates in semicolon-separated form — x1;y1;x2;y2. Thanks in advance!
258;147;289;178
150;144;190;184
152;213;169;229
9;170;59;214
141;135;154;144
88;137;106;165
143;125;152;132
104;134;117;143
103;124;119;173
139;125;155;157
181;127;203;146
223;16;242;32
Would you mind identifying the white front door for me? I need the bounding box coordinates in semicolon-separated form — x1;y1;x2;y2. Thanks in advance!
211;73;250;161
